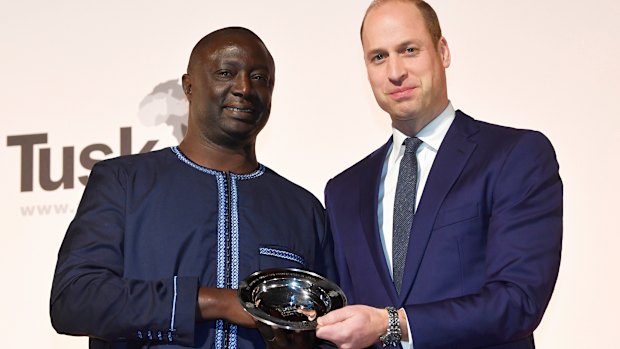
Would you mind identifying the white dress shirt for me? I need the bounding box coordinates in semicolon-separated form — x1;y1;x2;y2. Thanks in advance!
377;102;455;348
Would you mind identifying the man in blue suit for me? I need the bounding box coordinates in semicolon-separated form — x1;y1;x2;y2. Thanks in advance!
316;1;562;348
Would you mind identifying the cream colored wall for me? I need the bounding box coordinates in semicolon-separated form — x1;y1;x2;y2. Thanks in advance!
1;1;618;348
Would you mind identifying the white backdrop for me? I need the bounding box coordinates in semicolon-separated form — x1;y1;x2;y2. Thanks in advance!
1;1;619;348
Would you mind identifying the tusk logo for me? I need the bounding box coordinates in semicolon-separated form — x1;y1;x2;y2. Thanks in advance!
137;79;188;143
6;79;188;192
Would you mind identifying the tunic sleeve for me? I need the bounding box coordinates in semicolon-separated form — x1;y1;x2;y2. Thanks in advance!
50;160;199;346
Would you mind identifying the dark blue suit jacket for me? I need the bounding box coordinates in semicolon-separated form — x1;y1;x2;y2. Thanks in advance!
325;111;562;349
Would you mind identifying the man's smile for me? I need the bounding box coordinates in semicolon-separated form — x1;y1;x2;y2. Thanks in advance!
388;87;416;100
224;106;254;113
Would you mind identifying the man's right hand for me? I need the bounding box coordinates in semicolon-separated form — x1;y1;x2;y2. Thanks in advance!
196;287;256;328
315;304;388;349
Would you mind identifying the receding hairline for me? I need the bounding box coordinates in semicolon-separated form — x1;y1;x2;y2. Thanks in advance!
360;0;443;46
186;27;274;73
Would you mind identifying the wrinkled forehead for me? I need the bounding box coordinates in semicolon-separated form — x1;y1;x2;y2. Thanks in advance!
208;39;268;60
362;2;429;49
197;34;274;71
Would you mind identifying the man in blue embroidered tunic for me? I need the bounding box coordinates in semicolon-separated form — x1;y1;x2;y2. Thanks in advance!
50;27;336;349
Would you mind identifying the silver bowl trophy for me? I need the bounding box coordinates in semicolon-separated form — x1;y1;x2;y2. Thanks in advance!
238;268;347;349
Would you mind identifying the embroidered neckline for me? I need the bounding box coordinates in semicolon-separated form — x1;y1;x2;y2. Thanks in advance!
170;146;265;180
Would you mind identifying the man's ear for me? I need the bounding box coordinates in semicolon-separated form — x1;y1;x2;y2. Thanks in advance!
182;74;192;101
438;37;451;68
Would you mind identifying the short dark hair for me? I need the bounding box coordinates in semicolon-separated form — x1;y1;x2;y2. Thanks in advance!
360;0;443;46
186;27;274;73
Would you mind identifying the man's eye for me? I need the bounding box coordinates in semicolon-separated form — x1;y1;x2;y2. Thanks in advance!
251;74;271;85
217;70;232;77
373;53;385;62
405;47;416;54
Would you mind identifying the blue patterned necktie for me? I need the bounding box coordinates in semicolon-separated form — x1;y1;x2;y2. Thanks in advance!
392;137;423;294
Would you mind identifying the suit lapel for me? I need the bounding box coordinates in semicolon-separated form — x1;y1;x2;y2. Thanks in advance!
358;138;400;303
398;111;479;303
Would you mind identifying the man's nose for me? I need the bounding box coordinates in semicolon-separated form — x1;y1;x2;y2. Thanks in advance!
387;57;407;84
231;74;251;97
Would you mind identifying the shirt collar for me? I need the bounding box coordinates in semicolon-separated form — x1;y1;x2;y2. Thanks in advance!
389;102;456;163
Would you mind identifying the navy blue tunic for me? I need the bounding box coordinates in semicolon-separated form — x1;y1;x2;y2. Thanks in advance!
51;147;336;349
